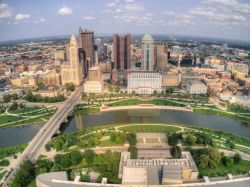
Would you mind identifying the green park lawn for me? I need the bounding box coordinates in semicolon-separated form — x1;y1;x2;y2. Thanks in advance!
0;170;7;181
0;144;27;160
74;107;100;114
0;115;24;125
8;106;42;114
108;98;186;107
199;160;250;177
99;139;123;147
118;124;181;133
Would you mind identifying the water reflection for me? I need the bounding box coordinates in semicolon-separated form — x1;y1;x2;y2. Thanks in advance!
64;109;250;138
1;109;249;148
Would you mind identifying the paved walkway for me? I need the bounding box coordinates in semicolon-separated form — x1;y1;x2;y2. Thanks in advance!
101;104;193;112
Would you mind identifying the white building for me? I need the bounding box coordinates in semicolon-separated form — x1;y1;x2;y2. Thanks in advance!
229;95;250;109
127;71;162;95
141;34;155;71
84;81;103;94
61;35;83;86
186;80;207;94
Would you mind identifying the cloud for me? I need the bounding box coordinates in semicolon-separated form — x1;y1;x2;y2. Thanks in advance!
0;3;12;19
186;0;250;27
15;14;30;21
125;0;135;3
114;14;152;23
106;0;152;24
35;17;47;23
58;6;72;15
82;16;95;20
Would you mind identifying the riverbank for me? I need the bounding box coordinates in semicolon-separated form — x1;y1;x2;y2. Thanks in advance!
0;106;57;128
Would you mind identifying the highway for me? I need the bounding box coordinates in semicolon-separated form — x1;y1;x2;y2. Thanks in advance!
1;87;82;187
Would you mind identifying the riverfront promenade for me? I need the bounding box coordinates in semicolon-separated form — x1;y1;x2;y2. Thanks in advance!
100;104;193;112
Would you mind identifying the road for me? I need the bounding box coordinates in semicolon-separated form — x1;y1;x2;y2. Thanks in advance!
1;87;82;187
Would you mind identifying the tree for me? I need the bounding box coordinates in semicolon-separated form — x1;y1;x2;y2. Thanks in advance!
45;144;51;152
54;150;83;169
110;132;126;144
127;133;137;146
233;153;241;164
35;159;53;176
65;82;75;92
197;154;209;168
222;156;234;167
11;160;34;187
128;146;137;159
108;84;113;92
115;86;120;93
168;133;179;146
191;148;221;169
53;138;64;151
170;146;181;158
225;140;235;149
185;135;196;146
37;82;45;90
9;102;19;111
3;94;11;103
11;93;19;100
83;149;95;164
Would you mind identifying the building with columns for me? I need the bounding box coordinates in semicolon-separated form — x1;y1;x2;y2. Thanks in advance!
141;34;155;71
61;35;83;86
127;71;162;94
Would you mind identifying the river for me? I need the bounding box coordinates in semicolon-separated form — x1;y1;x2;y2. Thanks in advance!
0;109;249;148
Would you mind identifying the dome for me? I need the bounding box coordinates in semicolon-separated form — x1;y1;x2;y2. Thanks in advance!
142;34;154;43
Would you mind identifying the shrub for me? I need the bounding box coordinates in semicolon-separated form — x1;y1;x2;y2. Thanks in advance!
0;159;9;166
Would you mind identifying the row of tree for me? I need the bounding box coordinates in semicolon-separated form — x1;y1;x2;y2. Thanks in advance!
24;90;65;103
184;132;214;146
2;93;19;103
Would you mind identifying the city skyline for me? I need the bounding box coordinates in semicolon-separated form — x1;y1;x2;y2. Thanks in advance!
0;0;250;42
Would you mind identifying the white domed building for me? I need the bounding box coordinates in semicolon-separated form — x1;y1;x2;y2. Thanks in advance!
141;34;155;71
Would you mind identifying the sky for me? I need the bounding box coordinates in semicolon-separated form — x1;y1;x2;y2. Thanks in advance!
0;0;250;41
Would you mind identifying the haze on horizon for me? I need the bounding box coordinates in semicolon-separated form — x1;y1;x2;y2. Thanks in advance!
0;0;250;42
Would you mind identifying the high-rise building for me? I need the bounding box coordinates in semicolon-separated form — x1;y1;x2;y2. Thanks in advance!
141;34;155;71
61;35;83;86
155;43;168;71
78;48;87;78
79;27;95;68
113;34;132;70
95;38;102;55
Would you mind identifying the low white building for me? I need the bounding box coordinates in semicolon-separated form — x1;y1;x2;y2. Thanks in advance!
127;71;162;95
186;80;207;94
84;81;103;94
230;95;250;108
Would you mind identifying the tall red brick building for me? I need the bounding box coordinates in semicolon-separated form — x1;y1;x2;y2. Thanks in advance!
113;34;131;70
79;27;95;69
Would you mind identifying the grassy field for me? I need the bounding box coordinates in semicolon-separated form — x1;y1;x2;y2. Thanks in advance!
0;115;24;125
0;170;6;181
74;107;100;114
0;144;27;160
193;108;250;122
8;106;42;114
235;146;250;155
99;139;123;147
108;98;186;107
117;124;181;133
199;160;250;177
0;109;56;128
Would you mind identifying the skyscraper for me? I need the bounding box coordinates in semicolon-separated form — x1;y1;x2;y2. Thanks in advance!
141;34;155;71
155;43;168;72
79;27;95;68
113;34;132;70
78;48;87;78
61;35;83;86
